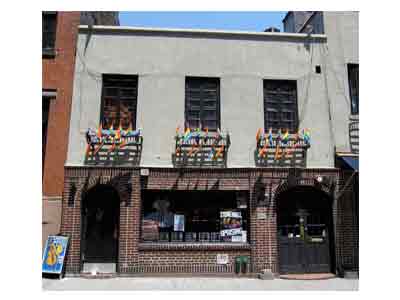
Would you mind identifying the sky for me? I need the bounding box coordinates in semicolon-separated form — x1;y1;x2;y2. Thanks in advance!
119;12;287;32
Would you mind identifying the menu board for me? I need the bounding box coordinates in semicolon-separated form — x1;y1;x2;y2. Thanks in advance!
220;211;243;242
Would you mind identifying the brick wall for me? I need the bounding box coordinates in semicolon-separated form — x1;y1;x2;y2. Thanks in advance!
42;12;81;198
60;166;358;276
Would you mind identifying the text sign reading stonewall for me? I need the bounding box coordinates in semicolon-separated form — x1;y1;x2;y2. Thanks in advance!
42;235;69;274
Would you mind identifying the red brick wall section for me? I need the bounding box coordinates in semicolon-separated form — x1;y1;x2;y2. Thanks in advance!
42;12;81;198
60;167;359;276
137;250;251;274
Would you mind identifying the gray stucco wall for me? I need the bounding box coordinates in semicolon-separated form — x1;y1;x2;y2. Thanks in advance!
66;28;352;168
323;11;359;153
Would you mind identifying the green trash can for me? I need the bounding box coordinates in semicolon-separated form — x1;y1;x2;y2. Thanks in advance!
235;256;242;274
241;256;249;274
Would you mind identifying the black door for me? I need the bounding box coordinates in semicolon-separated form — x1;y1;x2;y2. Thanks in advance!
81;185;119;263
278;209;331;274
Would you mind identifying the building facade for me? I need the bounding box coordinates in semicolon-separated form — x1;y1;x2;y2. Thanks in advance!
60;12;358;277
42;11;119;248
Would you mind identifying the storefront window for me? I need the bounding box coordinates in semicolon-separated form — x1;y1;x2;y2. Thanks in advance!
141;190;249;243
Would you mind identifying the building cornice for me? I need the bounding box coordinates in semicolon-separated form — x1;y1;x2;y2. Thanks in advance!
78;25;327;41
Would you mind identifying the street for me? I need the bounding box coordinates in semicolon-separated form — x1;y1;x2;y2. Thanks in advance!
42;276;358;291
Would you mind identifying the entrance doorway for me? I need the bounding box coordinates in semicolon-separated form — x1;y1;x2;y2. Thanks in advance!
81;185;119;265
277;186;334;274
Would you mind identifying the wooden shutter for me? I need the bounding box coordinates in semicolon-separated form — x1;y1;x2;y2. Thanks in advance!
185;77;220;130
264;80;299;133
101;74;138;130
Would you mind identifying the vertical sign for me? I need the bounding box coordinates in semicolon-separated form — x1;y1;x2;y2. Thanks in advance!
42;235;69;275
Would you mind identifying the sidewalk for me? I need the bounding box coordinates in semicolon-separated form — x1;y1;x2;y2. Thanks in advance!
42;277;358;291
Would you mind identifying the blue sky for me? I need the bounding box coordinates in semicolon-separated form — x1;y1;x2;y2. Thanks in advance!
119;12;287;31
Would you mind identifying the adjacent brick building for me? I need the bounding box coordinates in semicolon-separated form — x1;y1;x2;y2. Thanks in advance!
58;12;358;278
42;11;119;248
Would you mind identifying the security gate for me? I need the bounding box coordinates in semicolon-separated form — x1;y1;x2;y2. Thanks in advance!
277;187;334;274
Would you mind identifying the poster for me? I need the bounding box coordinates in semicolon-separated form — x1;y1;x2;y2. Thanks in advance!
42;235;69;274
174;214;185;232
220;211;243;241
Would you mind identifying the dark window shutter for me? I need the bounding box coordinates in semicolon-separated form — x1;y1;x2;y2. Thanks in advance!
264;80;298;133
185;77;220;130
101;74;138;130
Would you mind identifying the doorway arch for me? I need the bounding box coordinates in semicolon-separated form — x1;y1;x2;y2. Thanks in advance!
81;184;120;264
276;185;335;274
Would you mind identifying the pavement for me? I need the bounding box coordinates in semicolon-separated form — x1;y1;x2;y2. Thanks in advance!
42;276;358;291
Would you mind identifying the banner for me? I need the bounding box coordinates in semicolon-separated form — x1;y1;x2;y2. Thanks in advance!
42;235;69;274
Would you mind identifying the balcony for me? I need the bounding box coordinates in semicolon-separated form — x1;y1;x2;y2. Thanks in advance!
254;129;311;167
84;126;143;166
172;128;230;168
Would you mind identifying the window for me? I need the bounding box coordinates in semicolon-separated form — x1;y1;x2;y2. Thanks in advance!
141;190;249;243
263;80;299;133
42;12;57;56
348;64;359;115
185;77;220;131
101;74;138;130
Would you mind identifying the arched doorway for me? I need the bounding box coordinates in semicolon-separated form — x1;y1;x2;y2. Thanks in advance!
276;186;335;274
81;184;120;266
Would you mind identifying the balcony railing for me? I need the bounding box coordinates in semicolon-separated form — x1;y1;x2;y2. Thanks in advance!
172;128;231;167
255;129;311;167
84;126;143;165
349;120;359;154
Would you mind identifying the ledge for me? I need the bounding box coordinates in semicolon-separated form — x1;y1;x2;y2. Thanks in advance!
138;242;251;251
78;25;327;41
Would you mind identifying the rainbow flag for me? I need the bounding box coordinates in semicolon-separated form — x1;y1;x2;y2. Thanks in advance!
256;128;262;142
183;128;191;143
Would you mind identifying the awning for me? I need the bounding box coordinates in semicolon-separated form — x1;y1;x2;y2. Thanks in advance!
338;156;359;171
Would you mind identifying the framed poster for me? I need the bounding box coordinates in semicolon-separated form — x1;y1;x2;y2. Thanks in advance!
42;235;69;275
220;211;243;241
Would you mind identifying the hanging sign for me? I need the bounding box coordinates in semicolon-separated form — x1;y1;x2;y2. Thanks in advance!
42;235;69;275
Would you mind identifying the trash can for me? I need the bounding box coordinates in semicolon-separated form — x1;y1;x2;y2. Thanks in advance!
235;256;242;274
241;256;249;274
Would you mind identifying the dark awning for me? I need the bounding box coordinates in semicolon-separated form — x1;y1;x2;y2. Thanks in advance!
340;156;359;171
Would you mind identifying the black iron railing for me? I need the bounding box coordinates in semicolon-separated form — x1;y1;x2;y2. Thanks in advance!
173;128;230;167
84;127;143;165
255;129;311;167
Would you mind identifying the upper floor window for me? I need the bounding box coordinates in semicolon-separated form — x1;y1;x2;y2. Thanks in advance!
42;12;57;57
185;77;220;131
348;64;359;115
101;74;138;130
263;80;299;133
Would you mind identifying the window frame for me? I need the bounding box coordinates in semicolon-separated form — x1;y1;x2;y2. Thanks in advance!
185;77;221;131
263;79;299;133
100;74;139;130
42;11;57;57
347;63;359;115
